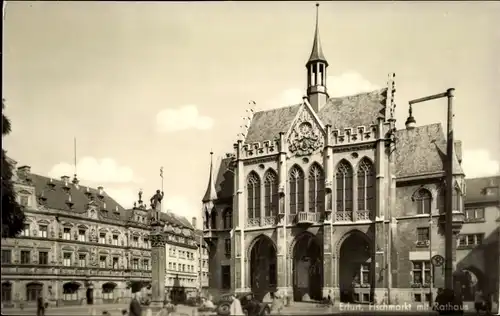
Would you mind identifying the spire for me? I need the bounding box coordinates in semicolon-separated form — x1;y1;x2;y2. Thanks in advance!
202;152;218;203
307;3;328;67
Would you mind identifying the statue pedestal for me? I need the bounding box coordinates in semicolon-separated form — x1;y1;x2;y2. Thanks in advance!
150;222;167;313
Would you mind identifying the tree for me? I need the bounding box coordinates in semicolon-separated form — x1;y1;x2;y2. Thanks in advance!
1;99;26;238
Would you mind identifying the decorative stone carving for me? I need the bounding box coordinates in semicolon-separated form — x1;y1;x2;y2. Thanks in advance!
90;229;97;242
288;109;324;156
150;234;167;248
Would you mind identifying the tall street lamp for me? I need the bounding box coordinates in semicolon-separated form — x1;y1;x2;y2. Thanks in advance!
407;88;456;291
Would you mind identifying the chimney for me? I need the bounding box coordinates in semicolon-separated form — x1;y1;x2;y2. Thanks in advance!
454;140;462;164
98;186;104;196
61;175;70;183
192;217;197;228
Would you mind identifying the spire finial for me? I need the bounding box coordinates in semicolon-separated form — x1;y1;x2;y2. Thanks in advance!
306;2;327;67
405;104;416;130
202;151;218;203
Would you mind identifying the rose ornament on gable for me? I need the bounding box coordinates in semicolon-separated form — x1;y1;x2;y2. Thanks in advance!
288;122;323;156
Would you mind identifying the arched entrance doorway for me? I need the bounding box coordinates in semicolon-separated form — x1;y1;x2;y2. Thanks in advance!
2;282;12;303
250;235;277;301
86;282;94;305
102;282;117;303
292;233;322;302
454;267;485;301
26;282;43;302
62;282;81;305
339;231;372;303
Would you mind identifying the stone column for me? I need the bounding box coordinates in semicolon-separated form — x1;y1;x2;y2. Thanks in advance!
277;132;290;297
150;222;167;309
322;125;334;298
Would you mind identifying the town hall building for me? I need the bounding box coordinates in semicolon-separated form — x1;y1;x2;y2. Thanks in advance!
201;4;469;304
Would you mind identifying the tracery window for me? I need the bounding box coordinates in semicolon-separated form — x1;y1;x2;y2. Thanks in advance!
414;189;432;215
247;172;261;220
308;164;324;213
264;170;279;217
289;166;305;214
336;160;353;215
357;159;375;212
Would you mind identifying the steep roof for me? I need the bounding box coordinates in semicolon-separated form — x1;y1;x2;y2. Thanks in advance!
22;173;128;221
318;88;387;130
464;175;500;204
214;157;234;200
244;104;301;144
394;123;464;178
18;169;194;229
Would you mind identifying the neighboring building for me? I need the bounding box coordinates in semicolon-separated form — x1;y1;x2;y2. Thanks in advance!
456;176;499;301
200;4;468;304
161;214;200;300
0;160;203;307
1;161;152;308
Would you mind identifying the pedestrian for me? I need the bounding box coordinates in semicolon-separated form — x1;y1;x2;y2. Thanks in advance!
36;295;45;316
270;292;283;315
229;294;244;316
475;289;486;315
129;291;142;316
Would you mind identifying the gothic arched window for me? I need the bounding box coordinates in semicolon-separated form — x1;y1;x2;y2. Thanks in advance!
264;170;279;217
223;208;232;229
289;166;305;214
308;164;325;213
414;188;432;214
357;158;375;212
336;160;353;217
452;187;462;211
210;209;217;229
247;172;261;220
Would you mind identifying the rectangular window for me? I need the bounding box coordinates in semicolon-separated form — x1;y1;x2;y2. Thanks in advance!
221;265;231;289
78;230;86;242
99;233;106;244
132;236;139;247
38;251;48;265
465;208;485;221
360;263;371;284
1;250;12;264
143;259;150;270
20;195;29;207
39;225;48;238
458;233;484;247
99;256;107;268
224;239;231;256
112;257;119;269
20;250;31;264
63;253;72;267
78;254;86;267
63;228;71;240
417;227;430;242
22;224;30;237
411;261;431;285
132;259;139;270
173;263;176;270
144;238;150;248
112;235;119;246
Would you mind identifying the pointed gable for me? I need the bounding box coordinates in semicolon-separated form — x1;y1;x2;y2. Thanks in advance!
287;104;325;157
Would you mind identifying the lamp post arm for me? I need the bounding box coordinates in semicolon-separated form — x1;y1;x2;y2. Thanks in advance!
409;92;448;105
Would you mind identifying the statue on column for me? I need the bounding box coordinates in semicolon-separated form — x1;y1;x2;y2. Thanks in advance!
150;190;164;222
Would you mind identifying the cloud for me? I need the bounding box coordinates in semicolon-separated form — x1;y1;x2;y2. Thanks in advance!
48;157;137;184
462;149;500;178
105;187;138;209
156;105;214;133
266;72;380;109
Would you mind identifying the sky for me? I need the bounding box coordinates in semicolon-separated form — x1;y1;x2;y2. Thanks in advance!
3;1;500;228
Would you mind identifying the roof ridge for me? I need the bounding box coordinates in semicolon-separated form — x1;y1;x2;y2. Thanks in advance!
327;87;387;100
